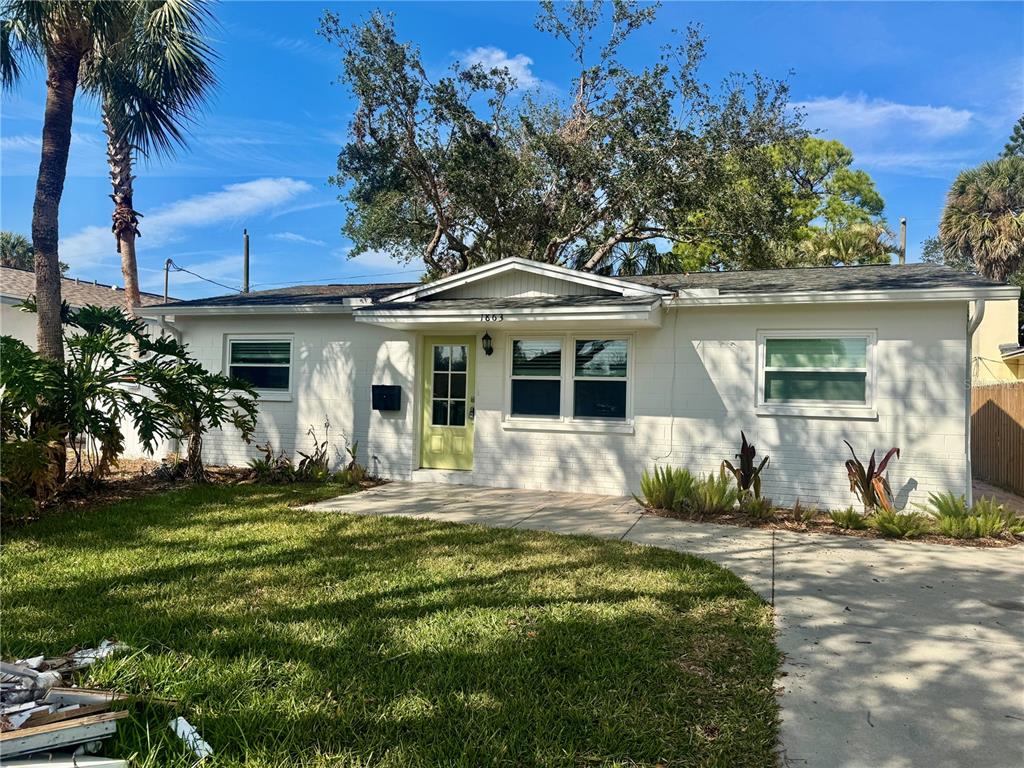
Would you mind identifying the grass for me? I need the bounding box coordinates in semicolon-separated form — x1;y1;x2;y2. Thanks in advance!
1;483;780;768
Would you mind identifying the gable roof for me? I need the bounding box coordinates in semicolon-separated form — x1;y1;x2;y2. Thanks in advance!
158;281;419;310
0;266;170;307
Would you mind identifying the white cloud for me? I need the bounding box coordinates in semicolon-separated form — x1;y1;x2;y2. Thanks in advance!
270;231;326;247
60;177;313;269
797;95;974;139
459;47;539;90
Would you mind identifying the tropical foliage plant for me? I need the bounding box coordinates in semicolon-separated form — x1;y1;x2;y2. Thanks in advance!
636;465;697;514
919;491;1023;539
829;506;869;530
721;431;769;499
741;494;775;521
690;470;741;517
868;509;931;539
844;440;900;514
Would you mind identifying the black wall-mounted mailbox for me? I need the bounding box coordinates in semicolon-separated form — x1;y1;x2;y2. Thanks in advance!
372;384;401;411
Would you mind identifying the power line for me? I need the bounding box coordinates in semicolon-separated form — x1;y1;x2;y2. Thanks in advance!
166;260;242;294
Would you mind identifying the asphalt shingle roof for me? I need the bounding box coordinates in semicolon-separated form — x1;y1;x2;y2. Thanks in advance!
143;262;1008;310
0;266;169;307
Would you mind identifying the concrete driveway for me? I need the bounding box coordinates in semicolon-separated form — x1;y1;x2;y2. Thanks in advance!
305;482;1024;768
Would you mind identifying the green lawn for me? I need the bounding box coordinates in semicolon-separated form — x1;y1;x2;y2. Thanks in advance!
1;484;779;767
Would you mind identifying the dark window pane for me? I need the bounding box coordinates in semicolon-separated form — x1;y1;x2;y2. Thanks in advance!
432;399;448;425
575;340;627;377
573;380;626;418
230;341;290;365
433;372;449;398
511;379;561;417
764;371;867;403
449;372;466;399
765;338;867;369
433;345;451;371
512;340;561;376
450;345;467;371
229;365;289;391
450;400;466;426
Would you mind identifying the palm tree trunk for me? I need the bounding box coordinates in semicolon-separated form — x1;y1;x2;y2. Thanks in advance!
103;103;142;311
32;49;81;361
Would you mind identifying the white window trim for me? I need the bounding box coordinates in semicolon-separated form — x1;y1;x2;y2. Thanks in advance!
225;334;294;401
502;332;635;433
755;329;877;419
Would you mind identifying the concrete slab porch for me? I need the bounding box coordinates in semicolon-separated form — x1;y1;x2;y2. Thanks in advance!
304;482;1024;768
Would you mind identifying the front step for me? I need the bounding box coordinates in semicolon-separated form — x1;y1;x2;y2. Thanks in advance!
409;468;478;486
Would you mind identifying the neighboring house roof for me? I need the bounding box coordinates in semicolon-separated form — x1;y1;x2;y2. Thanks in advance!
143;259;1020;315
1000;343;1024;360
0;265;170;307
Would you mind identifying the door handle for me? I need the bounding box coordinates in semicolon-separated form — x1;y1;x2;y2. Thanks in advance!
468;407;476;420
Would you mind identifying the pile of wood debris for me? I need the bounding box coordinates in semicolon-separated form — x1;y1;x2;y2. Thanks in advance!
0;640;210;767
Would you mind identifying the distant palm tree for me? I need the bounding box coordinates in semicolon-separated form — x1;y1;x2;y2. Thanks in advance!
796;222;896;267
939;157;1024;282
92;0;216;310
1;230;70;272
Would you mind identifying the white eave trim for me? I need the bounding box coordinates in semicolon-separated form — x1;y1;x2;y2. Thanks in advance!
381;257;671;303
354;301;661;327
666;285;1021;306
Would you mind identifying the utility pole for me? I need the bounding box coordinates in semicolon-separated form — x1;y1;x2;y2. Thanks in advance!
164;258;172;302
899;218;907;265
242;229;250;293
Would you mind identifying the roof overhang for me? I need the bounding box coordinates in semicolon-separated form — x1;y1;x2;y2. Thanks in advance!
382;257;671;303
665;285;1021;307
142;302;364;317
354;300;663;330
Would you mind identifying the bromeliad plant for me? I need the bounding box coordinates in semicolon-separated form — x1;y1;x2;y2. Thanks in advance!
722;432;769;499
844;440;900;514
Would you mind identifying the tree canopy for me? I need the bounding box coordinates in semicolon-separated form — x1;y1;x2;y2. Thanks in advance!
1003;115;1024;158
0;231;68;273
321;1;812;277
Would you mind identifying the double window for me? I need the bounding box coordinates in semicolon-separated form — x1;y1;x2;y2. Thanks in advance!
227;337;292;392
757;331;874;413
508;336;630;422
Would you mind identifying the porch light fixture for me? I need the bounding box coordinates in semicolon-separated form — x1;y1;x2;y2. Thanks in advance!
481;332;494;356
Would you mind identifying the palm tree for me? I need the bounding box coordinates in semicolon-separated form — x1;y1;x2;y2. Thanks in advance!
2;230;70;272
939;157;1024;282
1;2;128;359
92;0;215;310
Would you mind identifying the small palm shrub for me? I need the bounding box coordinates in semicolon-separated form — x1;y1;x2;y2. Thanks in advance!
830;506;869;530
869;509;931;539
920;492;1018;539
690;470;740;517
741;495;775;520
637;465;697;513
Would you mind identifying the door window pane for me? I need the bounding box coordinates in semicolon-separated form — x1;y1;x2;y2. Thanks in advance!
764;371;867;403
449;401;466;426
575;340;628;377
573;380;627;418
512;379;561;417
432;373;449;398
449;372;466;399
432;400;448;426
450;345;467;371
434;345;451;371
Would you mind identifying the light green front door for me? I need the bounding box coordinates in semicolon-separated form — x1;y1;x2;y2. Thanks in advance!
420;336;475;470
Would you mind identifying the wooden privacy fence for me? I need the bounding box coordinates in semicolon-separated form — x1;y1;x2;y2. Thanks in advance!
971;382;1024;496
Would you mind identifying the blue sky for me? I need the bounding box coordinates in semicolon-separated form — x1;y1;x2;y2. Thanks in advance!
1;1;1021;300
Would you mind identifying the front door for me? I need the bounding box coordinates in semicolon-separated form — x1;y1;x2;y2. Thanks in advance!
420;336;475;470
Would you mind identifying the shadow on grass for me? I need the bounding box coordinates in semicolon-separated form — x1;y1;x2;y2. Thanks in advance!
1;485;778;768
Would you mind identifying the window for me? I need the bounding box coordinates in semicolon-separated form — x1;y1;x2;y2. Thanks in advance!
228;339;291;391
758;332;873;411
510;339;562;417
432;344;468;426
573;339;628;419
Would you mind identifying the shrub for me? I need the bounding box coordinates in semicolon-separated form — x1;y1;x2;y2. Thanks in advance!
248;442;297;483
830;506;869;530
637;465;697;513
741;495;775;520
690;470;740;517
919;493;1017;539
790;498;818;524
843;441;900;514
869;509;931;539
336;439;367;485
296;421;332;482
721;431;769;499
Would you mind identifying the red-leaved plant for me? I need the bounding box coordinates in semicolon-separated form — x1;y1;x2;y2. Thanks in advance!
844;440;900;514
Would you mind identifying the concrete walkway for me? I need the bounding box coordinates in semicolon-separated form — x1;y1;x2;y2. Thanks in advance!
305;482;1024;768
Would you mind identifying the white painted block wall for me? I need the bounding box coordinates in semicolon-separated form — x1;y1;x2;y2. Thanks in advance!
175;299;969;510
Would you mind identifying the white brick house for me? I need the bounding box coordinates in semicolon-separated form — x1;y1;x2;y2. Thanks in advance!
144;258;1019;509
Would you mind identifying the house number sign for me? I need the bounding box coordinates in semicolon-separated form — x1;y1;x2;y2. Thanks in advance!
479;314;504;322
